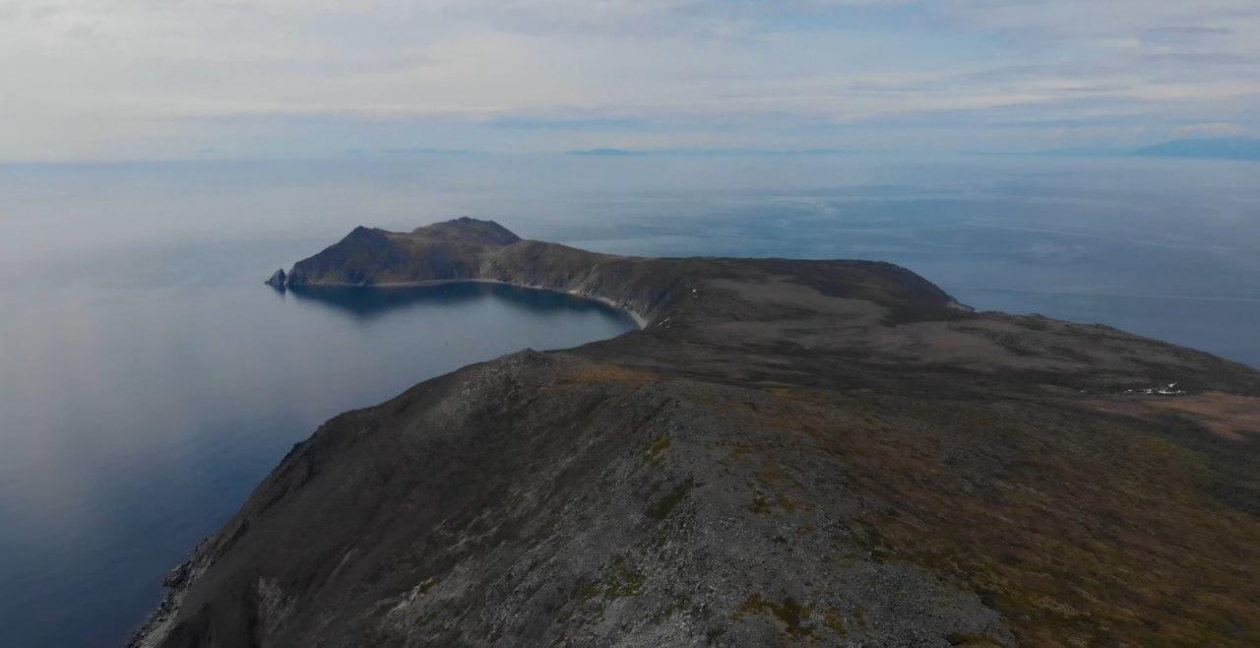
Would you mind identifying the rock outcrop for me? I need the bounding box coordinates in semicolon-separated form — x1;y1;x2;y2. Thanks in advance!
132;218;1260;647
265;268;287;289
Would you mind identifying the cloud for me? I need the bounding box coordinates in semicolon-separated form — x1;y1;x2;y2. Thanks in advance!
1;0;1257;160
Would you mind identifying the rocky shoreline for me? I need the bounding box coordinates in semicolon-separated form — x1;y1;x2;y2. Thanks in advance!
126;542;211;648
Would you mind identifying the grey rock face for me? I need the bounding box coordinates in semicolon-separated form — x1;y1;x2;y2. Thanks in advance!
139;353;1016;647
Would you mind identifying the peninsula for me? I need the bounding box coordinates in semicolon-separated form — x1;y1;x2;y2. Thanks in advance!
134;218;1260;647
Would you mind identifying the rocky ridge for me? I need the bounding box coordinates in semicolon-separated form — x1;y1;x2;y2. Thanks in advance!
134;218;1260;647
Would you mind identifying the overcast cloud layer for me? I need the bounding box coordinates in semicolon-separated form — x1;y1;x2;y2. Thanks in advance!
2;0;1258;161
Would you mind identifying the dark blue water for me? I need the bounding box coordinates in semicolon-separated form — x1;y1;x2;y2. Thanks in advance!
0;278;632;647
1;154;1258;647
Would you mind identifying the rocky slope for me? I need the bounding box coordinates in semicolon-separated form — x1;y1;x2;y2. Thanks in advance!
134;218;1260;647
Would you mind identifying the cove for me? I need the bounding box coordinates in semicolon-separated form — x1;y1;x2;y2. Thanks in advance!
0;279;634;648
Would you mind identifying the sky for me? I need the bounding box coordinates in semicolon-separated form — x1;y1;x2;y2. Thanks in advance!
2;0;1259;162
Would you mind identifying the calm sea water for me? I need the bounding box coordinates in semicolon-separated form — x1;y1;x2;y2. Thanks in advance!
1;154;1258;646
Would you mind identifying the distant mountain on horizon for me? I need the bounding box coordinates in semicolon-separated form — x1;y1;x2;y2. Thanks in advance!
570;143;1260;161
1134;138;1260;162
566;147;862;157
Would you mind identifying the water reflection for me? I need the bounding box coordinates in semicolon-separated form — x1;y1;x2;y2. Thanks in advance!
284;282;630;324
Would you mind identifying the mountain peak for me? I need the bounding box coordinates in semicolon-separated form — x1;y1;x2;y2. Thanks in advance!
413;217;521;246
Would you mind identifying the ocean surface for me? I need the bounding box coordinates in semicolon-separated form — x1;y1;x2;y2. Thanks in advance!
1;154;1258;646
